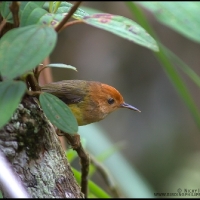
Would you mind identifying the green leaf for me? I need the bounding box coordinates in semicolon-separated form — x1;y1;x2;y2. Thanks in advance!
80;6;103;15
55;2;89;19
20;1;45;10
25;7;48;26
126;2;200;129
20;2;48;26
72;167;111;198
45;63;77;71
0;1;13;23
19;1;45;16
0;24;57;80
50;2;61;13
137;2;200;43
82;13;159;52
19;2;29;17
20;2;39;26
162;45;200;88
39;2;89;27
0;80;26;129
32;2;45;8
40;13;63;27
22;2;89;28
39;92;78;134
49;2;53;13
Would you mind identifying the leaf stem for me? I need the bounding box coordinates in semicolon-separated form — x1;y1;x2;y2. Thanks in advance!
55;1;82;33
27;73;41;91
36;67;48;82
60;20;83;31
26;90;41;97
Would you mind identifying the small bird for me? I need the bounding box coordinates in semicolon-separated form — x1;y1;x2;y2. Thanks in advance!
41;80;140;126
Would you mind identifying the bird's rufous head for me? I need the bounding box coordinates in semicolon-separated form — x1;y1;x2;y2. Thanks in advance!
93;83;140;118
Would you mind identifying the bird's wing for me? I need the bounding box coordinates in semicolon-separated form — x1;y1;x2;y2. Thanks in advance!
41;80;88;104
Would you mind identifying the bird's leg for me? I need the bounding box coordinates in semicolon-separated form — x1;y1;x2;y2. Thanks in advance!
58;130;89;198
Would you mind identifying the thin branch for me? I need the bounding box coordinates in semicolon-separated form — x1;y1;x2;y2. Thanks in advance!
90;155;122;198
33;66;40;82
60;20;83;32
27;73;41;91
26;90;41;97
55;1;82;33
35;66;48;82
9;1;20;28
60;132;89;198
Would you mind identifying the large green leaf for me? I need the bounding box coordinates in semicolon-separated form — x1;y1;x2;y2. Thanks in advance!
0;24;57;80
137;2;200;43
82;13;159;52
0;80;26;129
39;92;78;134
20;2;48;26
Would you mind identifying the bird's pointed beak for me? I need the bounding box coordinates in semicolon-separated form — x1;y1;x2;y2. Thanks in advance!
120;102;141;112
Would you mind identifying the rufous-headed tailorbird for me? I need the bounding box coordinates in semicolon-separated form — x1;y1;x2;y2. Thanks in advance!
41;80;140;126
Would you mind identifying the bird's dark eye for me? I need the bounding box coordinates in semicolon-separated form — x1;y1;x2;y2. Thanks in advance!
108;98;115;105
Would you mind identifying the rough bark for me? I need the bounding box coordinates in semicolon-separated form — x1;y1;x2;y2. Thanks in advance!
0;95;84;198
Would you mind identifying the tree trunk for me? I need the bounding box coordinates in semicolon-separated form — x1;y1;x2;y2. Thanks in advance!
0;95;84;198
